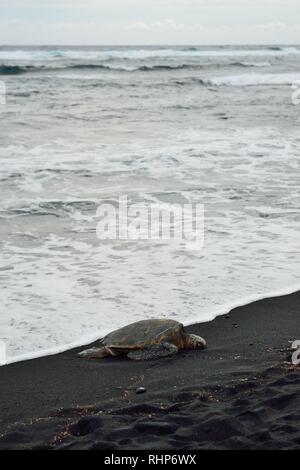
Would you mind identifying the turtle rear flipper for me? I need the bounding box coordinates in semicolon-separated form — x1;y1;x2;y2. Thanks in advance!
78;346;112;359
127;342;178;361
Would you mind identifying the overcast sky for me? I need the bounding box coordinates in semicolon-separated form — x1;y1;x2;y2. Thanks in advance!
1;0;300;45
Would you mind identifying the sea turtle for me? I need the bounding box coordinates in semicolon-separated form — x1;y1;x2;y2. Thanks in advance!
78;319;206;361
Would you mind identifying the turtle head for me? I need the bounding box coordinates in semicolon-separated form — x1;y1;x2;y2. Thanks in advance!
185;333;207;350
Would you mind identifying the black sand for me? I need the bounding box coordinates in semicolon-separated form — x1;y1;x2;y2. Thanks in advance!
0;291;299;450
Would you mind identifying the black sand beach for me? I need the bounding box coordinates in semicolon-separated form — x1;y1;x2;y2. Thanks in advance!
0;291;299;450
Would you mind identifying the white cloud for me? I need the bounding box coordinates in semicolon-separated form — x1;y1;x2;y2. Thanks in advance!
1;0;300;44
0;18;299;45
125;19;185;31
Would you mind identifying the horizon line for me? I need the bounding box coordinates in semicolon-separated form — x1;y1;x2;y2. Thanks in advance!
0;43;299;47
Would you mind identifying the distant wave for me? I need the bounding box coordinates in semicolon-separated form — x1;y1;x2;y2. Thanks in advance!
266;46;283;51
205;72;300;87
71;63;190;72
138;64;189;71
137;62;271;71
0;63;190;74
0;64;117;75
0;65;36;74
0;60;273;75
0;46;299;61
238;61;271;68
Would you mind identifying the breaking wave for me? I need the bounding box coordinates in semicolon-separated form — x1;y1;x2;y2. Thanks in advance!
206;72;300;86
0;61;273;75
0;46;299;61
0;65;36;74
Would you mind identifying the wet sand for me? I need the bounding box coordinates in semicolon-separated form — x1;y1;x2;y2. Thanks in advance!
0;291;299;450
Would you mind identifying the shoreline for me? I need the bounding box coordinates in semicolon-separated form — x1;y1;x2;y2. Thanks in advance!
5;282;300;367
0;290;299;450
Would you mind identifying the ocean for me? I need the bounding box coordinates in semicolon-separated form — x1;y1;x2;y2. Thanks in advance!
0;45;300;364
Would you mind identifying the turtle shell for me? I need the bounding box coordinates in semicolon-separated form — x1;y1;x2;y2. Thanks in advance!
100;319;185;350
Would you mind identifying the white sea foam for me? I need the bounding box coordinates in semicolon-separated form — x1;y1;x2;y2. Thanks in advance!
208;72;300;86
240;61;271;67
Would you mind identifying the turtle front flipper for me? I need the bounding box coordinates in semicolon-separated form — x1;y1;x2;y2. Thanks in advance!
127;342;178;361
78;346;112;359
